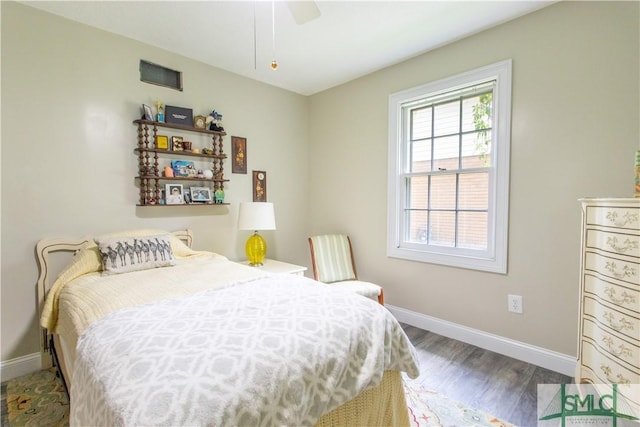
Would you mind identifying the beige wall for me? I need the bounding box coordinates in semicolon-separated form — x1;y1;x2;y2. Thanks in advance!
307;1;639;356
1;2;310;361
1;1;638;366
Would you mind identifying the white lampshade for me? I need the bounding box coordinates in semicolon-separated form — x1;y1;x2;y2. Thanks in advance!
238;202;276;231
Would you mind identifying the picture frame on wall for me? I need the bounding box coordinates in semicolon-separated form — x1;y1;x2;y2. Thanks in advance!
165;183;184;205
231;136;247;174
253;170;267;202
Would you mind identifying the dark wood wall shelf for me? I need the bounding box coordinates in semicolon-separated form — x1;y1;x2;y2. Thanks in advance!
136;203;230;207
134;119;228;206
134;119;225;135
135;147;224;160
136;175;227;182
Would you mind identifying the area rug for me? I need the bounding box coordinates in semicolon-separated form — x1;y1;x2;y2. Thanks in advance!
5;368;69;427
6;369;513;427
403;379;515;427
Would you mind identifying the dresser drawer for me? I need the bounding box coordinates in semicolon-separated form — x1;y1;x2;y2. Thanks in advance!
584;251;639;286
576;364;640;422
584;274;640;312
585;229;640;259
578;200;639;391
586;205;640;230
583;296;639;342
579;340;640;384
582;317;639;368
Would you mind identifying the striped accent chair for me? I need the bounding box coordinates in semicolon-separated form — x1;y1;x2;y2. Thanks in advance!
308;234;384;305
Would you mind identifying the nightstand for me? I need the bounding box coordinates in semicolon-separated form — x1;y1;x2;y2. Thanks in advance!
239;259;307;276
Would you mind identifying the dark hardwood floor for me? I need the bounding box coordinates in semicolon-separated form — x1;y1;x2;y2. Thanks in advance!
402;323;573;427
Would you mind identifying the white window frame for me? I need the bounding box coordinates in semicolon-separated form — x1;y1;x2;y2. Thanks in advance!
387;60;512;274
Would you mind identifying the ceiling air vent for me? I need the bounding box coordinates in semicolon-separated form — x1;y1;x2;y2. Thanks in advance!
140;60;182;91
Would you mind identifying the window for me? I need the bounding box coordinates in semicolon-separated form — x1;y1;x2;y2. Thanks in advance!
387;60;511;273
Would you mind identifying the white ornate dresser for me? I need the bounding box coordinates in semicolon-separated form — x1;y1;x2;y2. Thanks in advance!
576;198;639;402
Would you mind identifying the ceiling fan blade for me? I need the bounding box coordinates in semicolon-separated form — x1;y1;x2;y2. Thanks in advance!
286;0;321;25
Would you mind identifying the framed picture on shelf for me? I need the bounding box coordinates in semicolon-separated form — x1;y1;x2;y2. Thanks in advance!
165;105;193;126
155;135;169;150
231;136;247;174
171;160;195;177
253;170;267;202
165;184;184;205
190;187;212;203
142;104;153;121
171;136;183;151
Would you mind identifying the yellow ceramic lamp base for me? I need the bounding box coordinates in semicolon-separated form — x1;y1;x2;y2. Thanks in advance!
246;231;267;266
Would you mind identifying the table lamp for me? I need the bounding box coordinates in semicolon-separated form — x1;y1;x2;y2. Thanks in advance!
238;202;276;266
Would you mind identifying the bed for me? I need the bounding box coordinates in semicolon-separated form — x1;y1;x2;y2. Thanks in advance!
36;229;420;426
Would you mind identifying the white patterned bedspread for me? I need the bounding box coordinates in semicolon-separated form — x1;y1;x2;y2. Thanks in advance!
48;252;272;375
71;273;419;426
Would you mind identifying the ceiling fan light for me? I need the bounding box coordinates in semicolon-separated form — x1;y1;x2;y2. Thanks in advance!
285;0;321;25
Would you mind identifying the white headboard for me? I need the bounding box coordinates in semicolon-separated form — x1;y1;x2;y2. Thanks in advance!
35;229;193;368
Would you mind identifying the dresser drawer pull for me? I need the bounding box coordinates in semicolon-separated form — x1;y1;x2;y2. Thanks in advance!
606;211;639;228
603;311;634;332
600;364;631;384
601;336;634;358
604;287;637;306
606;237;639;255
605;261;637;280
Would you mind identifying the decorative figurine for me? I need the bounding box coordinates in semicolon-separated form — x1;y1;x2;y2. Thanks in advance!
155;100;165;122
214;188;225;204
164;166;174;177
206;110;224;131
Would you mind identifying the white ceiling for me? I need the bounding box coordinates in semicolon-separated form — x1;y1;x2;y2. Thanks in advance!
21;1;554;95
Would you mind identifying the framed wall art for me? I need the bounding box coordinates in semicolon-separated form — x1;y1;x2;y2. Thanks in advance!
232;136;247;174
253;170;266;202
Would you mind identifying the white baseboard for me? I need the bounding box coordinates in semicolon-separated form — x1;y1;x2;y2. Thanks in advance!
387;304;576;378
1;353;41;382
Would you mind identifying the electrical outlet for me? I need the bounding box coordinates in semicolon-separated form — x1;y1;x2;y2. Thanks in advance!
508;294;523;314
